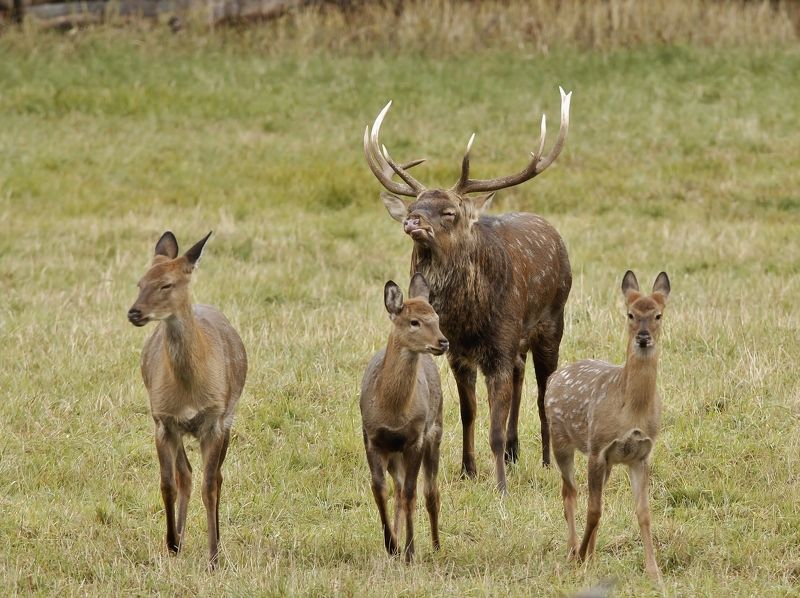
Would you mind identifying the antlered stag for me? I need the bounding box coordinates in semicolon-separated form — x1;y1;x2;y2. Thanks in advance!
364;88;573;492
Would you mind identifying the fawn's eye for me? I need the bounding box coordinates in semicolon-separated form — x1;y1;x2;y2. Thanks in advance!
627;313;634;320
410;319;420;328
655;313;662;320
160;283;173;291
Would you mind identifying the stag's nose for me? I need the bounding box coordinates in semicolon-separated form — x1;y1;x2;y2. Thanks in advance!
403;216;421;234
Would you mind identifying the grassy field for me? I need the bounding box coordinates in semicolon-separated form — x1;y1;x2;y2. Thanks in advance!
1;8;800;596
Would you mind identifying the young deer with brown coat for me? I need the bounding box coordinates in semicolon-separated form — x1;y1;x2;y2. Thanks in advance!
360;273;448;562
364;88;573;492
127;231;247;570
545;271;671;582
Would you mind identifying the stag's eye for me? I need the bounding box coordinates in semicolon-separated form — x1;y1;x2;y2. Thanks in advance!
160;283;173;291
627;313;634;320
442;211;456;220
655;313;662;320
410;319;420;328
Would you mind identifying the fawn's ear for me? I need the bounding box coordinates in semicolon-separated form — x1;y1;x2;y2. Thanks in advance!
154;231;179;260
382;192;411;223
652;271;671;304
408;272;430;302
183;231;212;271
621;270;640;304
384;280;404;317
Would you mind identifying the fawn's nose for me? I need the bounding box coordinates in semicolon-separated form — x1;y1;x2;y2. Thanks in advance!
636;331;652;347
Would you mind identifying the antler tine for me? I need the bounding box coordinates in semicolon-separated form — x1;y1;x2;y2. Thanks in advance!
382;145;427;192
363;101;426;197
453;133;476;192
454;87;572;195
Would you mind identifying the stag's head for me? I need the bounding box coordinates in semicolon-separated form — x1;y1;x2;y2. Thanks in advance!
621;270;671;356
364;88;572;255
127;231;211;327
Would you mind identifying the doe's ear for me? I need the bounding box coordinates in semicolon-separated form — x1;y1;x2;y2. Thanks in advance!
621;270;640;303
408;272;430;302
184;231;212;269
381;192;410;223
652;271;671;302
384;280;404;316
155;231;179;259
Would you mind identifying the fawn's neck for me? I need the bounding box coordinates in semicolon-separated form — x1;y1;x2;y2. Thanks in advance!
377;333;420;411
163;302;206;387
622;342;659;412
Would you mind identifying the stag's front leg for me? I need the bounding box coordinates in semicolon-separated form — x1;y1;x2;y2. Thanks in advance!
505;352;527;464
155;421;180;554
449;357;478;479
629;460;662;583
487;370;514;494
200;429;225;570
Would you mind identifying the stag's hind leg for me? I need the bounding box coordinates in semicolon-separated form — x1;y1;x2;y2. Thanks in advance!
531;312;565;467
505;351;527;465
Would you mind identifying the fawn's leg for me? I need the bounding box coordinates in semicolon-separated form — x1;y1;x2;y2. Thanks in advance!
554;447;578;557
578;454;607;561
401;446;424;563
366;442;398;556
200;429;225;570
155;421;180;554
175;442;192;550
629;460;663;583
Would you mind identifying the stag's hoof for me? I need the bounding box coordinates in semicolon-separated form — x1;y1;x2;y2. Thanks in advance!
460;460;477;479
504;438;520;464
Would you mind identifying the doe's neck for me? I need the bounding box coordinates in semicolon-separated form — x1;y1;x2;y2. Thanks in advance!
377;332;421;410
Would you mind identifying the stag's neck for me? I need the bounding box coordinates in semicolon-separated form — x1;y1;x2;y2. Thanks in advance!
413;230;490;295
163;303;206;387
621;342;659;413
376;335;420;412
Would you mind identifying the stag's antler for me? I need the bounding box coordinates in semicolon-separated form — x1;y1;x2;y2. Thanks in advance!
452;87;572;195
364;101;427;197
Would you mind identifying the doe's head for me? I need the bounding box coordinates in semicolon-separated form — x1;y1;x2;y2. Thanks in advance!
127;231;211;327
383;273;449;356
621;270;671;354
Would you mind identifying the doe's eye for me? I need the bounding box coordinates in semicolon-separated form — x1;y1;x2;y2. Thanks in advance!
627;313;634;320
160;283;173;291
655;314;662;320
410;319;420;327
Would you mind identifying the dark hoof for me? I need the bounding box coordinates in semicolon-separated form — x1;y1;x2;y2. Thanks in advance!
504;438;520;464
167;539;179;554
460;462;477;479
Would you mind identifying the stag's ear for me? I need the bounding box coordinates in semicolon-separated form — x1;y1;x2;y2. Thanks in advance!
183;231;212;271
471;192;495;216
621;270;640;304
384;280;404;317
652;271;670;304
381;192;410;223
155;231;179;260
408;272;430;302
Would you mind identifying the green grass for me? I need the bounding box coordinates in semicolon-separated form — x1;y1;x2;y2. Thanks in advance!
1;24;800;597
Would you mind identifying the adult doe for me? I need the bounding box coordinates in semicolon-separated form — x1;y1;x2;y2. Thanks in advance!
127;231;247;570
360;273;448;562
364;88;572;492
545;271;670;582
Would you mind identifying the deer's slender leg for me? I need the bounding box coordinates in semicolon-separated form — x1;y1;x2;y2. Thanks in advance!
365;443;398;556
175;442;192;549
422;432;442;550
487;370;513;493
532;313;564;467
401;446;424;562
554;446;578;557
629;460;662;583
450;357;478;479
214;428;230;542
579;455;607;561
505;352;527;464
388;455;405;541
155;421;180;554
200;429;225;570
